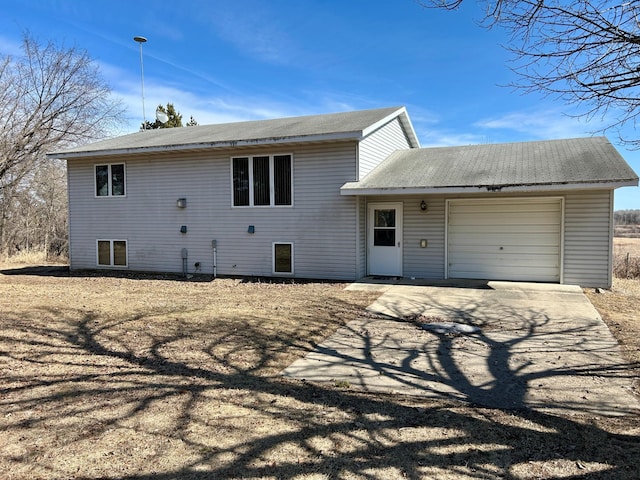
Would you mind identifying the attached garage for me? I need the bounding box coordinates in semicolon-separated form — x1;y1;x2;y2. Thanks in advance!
341;136;638;287
446;198;563;282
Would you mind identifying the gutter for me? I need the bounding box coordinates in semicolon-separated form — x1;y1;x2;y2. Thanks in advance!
47;131;364;160
340;179;639;195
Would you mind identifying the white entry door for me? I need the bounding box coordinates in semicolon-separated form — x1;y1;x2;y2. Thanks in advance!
368;202;403;276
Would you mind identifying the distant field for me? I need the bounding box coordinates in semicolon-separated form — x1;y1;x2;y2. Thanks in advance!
614;236;640;256
615;224;640;238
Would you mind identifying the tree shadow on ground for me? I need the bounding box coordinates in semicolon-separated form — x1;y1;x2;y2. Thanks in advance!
1;292;639;479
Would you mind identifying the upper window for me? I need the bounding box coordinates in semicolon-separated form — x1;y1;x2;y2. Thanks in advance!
96;164;126;197
232;154;292;207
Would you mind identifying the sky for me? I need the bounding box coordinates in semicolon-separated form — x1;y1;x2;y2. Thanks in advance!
2;0;639;209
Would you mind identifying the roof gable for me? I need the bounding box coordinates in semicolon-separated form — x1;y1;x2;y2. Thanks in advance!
49;106;418;159
342;137;639;194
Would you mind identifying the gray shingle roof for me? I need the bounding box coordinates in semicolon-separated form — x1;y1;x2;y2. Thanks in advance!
50;106;417;158
341;137;638;193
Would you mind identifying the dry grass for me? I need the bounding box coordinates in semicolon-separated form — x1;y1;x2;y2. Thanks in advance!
586;273;640;399
587;239;640;396
1;249;68;266
614;236;640;256
613;237;640;279
614;224;640;238
1;264;639;479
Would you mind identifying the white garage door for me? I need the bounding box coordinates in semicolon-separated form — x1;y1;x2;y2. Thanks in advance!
447;198;563;282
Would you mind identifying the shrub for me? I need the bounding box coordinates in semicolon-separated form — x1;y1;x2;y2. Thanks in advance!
614;253;640;279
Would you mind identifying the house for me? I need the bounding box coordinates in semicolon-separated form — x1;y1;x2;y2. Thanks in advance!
49;106;638;287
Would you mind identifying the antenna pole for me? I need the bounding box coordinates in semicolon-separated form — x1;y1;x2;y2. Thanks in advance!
133;36;148;129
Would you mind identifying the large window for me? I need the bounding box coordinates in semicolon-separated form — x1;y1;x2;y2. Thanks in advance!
232;154;292;207
273;242;293;275
96;164;126;197
97;240;127;267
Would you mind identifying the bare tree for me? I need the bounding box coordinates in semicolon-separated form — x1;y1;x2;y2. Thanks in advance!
422;0;640;146
615;208;640;224
0;33;124;257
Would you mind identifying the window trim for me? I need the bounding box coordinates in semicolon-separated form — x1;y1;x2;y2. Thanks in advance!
230;154;293;207
272;242;294;275
96;239;128;268
95;163;126;197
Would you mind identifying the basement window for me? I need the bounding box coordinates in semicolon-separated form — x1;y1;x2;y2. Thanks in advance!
97;240;127;267
273;242;293;275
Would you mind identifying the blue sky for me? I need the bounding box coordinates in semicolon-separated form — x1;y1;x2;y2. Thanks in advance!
2;0;639;209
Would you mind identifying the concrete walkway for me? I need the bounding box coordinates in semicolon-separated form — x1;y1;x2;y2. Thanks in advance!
282;280;639;416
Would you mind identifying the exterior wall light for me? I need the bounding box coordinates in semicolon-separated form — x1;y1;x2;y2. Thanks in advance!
177;198;187;208
420;200;427;211
248;225;255;234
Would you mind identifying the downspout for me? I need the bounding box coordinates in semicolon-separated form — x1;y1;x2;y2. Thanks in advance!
211;240;217;279
181;248;188;277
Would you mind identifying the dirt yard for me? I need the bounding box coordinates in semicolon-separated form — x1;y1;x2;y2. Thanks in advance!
1;263;639;479
586;237;640;396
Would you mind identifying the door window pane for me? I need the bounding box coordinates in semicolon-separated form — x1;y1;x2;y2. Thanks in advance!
274;243;292;273
374;209;395;228
374;229;395;246
373;209;396;246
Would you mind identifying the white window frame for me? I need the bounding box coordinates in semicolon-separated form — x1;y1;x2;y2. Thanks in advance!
230;154;293;207
272;242;294;275
96;239;128;267
95;163;126;197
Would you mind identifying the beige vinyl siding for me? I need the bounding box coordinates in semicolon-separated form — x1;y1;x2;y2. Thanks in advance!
563;190;613;288
358;191;613;286
363;195;446;279
68;146;615;286
67;142;360;280
437;191;611;286
68;154;220;273
403;197;446;279
358;118;411;179
356;196;367;278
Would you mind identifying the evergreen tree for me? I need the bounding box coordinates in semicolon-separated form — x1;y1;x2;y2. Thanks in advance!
142;103;197;129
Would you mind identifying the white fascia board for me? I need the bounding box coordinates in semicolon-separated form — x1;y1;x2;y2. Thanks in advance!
360;107;421;148
48;131;362;160
340;180;638;196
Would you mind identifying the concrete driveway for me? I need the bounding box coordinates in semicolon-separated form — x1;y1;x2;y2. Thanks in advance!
282;280;639;416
